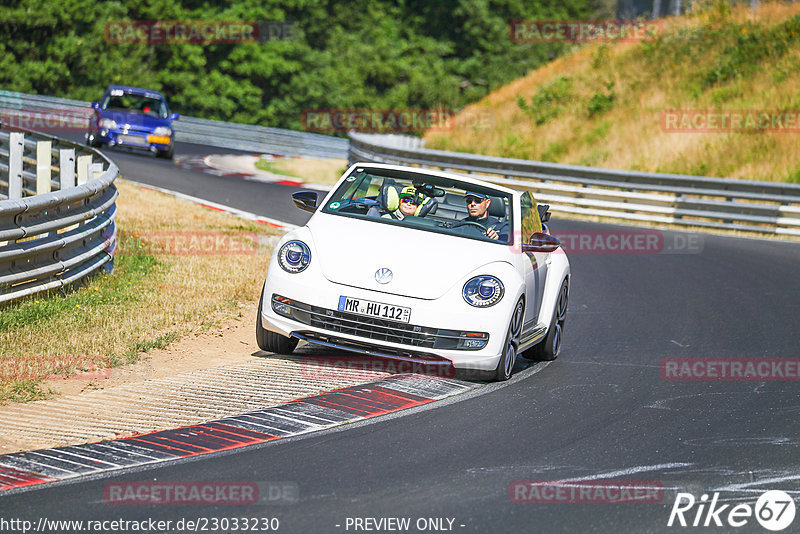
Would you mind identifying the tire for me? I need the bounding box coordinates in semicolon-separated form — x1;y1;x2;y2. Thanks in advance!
86;134;101;148
493;299;524;381
156;145;174;160
255;288;298;354
526;279;568;361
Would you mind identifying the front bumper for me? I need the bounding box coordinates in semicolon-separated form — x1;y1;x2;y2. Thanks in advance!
261;278;514;372
89;129;173;151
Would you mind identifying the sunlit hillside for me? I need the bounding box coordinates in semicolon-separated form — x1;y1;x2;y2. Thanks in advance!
425;1;800;183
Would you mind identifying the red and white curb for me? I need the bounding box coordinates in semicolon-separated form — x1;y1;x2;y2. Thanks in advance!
122;179;299;231
176;155;331;191
0;375;480;493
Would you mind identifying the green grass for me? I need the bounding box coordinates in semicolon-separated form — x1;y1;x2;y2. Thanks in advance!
516;75;573;125
115;331;180;366
0;380;51;403
0;237;159;333
0;236;159;332
254;159;299;178
587;81;616;117
0;235;165;403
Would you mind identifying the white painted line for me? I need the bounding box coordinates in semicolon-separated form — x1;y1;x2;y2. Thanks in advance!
713;473;800;492
557;462;694;483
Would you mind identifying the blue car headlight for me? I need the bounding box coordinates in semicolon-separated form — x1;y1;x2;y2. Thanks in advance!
153;126;173;136
99;118;117;129
463;276;504;307
278;241;311;273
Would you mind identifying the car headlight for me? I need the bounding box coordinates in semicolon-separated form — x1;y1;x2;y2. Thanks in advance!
463;276;504;307
153;126;173;136
99;118;117;129
278;241;311;273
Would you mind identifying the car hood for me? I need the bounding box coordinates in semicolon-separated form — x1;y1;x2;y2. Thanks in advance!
308;214;510;300
98;110;171;131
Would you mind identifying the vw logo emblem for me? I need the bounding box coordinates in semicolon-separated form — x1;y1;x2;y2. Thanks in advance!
374;268;393;284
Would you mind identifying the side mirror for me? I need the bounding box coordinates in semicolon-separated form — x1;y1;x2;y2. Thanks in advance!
91;102;100;110
522;232;560;253
292;191;318;213
169;112;180;121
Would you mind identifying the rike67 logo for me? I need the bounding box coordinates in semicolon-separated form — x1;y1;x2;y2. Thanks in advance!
668;490;796;531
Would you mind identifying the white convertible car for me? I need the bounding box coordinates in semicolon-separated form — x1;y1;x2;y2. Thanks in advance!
257;163;570;381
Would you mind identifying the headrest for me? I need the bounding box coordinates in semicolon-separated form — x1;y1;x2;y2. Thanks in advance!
488;196;506;218
414;197;438;217
378;179;400;212
537;203;551;223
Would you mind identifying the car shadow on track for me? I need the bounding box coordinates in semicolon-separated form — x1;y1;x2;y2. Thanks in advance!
252;345;543;385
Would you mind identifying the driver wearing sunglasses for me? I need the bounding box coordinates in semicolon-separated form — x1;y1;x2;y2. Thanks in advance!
463;192;506;240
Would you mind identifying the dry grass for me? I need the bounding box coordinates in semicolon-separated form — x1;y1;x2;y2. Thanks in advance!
425;1;800;183
0;180;283;404
256;156;348;185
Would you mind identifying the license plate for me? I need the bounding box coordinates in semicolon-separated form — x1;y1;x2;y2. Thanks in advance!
118;134;146;145
338;296;411;323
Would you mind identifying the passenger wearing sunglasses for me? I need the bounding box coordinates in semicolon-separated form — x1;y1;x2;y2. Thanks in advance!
462;192;506;240
398;187;422;217
368;185;436;220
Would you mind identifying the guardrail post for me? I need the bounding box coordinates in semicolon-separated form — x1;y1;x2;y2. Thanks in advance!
36;140;52;194
8;132;23;199
77;155;91;185
59;148;75;189
91;162;104;180
0;124;119;305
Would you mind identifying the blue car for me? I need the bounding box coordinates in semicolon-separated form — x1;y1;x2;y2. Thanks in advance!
86;85;179;159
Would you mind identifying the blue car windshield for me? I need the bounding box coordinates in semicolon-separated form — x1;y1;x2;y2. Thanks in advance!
102;93;169;119
320;168;514;245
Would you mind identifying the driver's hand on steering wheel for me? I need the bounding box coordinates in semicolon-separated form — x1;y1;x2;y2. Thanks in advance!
485;226;499;240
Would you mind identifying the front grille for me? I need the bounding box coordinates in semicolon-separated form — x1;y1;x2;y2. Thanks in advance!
272;295;487;350
295;331;449;363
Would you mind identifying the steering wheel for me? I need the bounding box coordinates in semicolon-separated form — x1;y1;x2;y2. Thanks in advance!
450;221;487;231
336;197;377;214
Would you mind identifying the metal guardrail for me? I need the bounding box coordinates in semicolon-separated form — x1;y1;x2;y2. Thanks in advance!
348;132;800;237
0;90;348;159
0;129;118;304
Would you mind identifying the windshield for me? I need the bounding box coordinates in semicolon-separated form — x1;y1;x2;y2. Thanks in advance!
321;168;514;245
101;92;169;119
